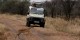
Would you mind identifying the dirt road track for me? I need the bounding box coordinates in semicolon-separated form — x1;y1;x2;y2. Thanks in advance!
0;15;79;40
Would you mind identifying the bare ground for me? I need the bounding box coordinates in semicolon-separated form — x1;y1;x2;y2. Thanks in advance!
0;14;80;40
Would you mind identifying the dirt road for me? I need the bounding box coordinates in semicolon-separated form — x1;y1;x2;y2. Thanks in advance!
0;15;79;40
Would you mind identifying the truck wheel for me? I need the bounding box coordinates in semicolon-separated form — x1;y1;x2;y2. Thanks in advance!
40;23;45;28
26;21;30;27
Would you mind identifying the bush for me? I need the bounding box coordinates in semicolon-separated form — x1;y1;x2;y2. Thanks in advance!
0;1;29;15
43;0;80;20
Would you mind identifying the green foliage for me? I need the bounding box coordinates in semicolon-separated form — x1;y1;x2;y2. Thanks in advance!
43;0;80;20
0;0;29;15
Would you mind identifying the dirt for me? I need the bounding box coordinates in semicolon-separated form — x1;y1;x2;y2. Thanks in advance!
0;15;80;40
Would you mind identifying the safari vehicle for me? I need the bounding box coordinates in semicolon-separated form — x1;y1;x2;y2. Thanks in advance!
26;6;45;27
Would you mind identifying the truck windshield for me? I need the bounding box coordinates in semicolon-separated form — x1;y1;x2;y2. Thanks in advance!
30;8;44;15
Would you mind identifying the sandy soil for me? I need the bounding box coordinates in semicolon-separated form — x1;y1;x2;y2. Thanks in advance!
0;14;79;40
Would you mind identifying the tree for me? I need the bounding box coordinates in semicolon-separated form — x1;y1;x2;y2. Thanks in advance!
62;0;75;20
44;1;56;18
0;0;30;15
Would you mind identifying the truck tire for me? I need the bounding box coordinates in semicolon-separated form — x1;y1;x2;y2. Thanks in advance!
26;21;30;27
40;23;45;28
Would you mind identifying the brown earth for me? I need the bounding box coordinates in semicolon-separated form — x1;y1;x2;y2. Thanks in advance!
0;14;80;40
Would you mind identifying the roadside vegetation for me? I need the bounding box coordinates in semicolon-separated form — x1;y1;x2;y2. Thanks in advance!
0;0;80;20
0;23;9;40
1;14;80;36
0;0;80;40
46;17;80;36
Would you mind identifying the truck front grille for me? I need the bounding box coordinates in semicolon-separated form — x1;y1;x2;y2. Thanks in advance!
32;18;41;21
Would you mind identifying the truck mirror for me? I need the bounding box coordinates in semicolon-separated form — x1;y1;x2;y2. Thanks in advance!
27;12;29;14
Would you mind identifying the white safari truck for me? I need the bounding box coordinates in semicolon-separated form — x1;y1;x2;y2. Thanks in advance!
26;6;45;27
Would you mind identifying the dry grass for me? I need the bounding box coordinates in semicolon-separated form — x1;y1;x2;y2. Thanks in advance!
1;14;80;36
0;24;7;33
0;14;26;20
0;23;9;40
46;17;80;36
